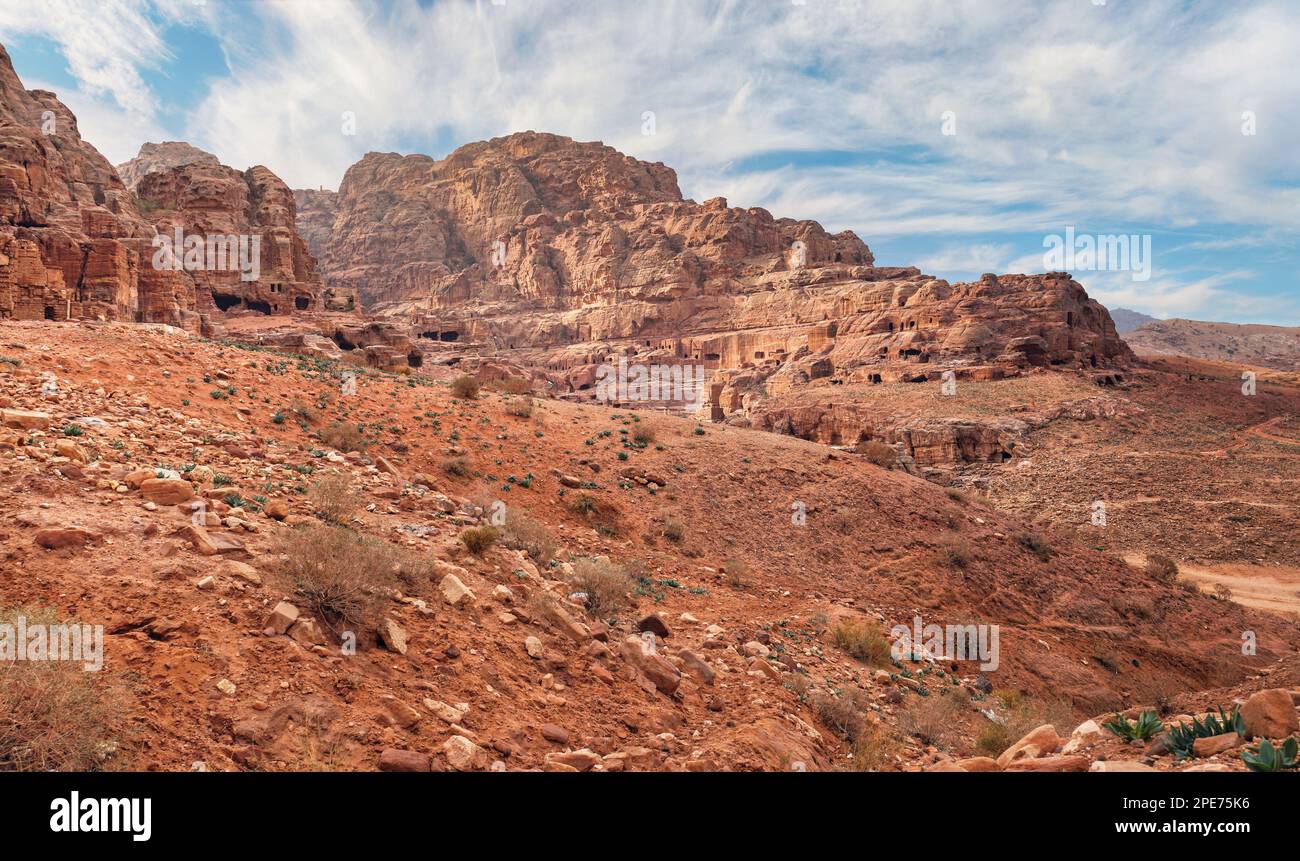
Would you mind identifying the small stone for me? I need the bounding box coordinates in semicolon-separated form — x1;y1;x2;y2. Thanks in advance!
379;749;430;772
378;618;409;655
216;679;236;696
525;636;544;659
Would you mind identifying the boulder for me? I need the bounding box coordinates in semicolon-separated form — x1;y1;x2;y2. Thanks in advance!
1239;689;1299;739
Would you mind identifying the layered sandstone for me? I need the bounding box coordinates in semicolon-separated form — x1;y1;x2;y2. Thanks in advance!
122;145;328;318
297;132;1131;413
0;43;184;325
115;140;219;191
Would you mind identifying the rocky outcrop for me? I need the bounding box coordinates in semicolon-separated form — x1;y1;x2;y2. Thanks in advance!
125;147;326;318
298;132;1131;401
1123;318;1300;371
0;43;183;326
115;141;219;191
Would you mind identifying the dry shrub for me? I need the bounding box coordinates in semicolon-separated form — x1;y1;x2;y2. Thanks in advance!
501;507;557;565
459;525;500;555
898;691;967;749
977;690;1080;756
495;377;531;395
855;439;897;468
723;558;749;588
853;720;903;772
567;557;636;617
1212;583;1234;601
504;396;533;418
632;425;657;445
568;493;622;536
273;524;418;634
1016;530;1053;561
831;618;892;666
661;518;684;542
309;473;360;525
1145;554;1179;583
450;375;480;399
442;456;470;477
938;532;972;568
811;690;865;740
319;421;367;452
0;606;121;771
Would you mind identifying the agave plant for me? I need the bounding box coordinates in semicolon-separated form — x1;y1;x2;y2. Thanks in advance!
1241;737;1299;773
1103;710;1163;742
1165;706;1244;760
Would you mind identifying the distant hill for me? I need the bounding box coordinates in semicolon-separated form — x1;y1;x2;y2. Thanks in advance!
1125;318;1300;371
1108;307;1158;334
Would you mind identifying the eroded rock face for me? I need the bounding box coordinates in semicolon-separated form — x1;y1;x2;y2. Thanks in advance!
0;43;177;325
297;131;1131;406
123;145;327;321
115;141;220;192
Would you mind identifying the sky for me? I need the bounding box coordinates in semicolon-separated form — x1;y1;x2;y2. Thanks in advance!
1;0;1297;324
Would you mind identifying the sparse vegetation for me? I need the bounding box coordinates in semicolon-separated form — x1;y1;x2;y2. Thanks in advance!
661;518;684;542
1165;706;1243;760
1103;710;1163;742
500;507;557;564
897;690;965;749
855;439;897;468
451;375;480;399
1016;531;1053;561
722;558;749;588
567;556;636;617
831;618;892;666
1144;554;1179;583
309;473;359;525
504;396;533;417
459;525;500;555
442;457;470;476
0;606;121;771
1242;737;1299;772
272;525;423;634
319;420;368;452
938;533;972;568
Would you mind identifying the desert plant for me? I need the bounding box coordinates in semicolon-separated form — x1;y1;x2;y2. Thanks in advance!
450;375;480;399
661;518;684;542
318;420;367;452
722;558;749;588
459;525;500;555
811;690;865;740
831;618;892;666
1103;710;1163;742
852;720;902;771
938;533;972;568
632;425;657;445
855;439;897;468
504;396;533;417
1144;554;1179;583
0;607;121;771
1164;706;1244;760
309;473;360;525
500;507;557;565
567;556;636;617
898;691;965;748
272;524;421;633
1242;736;1299;772
1017;531;1053;561
442;456;470;477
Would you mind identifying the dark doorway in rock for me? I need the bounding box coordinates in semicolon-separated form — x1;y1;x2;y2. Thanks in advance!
213;293;242;312
332;331;356;350
246;300;272;315
440;331;459;342
295;297;310;310
407;350;423;368
43;306;55;320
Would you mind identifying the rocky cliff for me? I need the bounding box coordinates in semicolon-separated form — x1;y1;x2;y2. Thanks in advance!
121;143;333;317
297;132;1131;405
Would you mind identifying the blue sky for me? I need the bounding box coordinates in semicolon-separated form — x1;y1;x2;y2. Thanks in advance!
2;0;1297;324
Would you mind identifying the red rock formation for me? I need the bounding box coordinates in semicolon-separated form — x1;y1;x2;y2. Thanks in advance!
115;141;219;191
126;150;325;318
299;131;1131;406
0;43;184;325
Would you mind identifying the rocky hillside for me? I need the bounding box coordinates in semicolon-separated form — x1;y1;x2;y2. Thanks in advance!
1108;307;1157;334
1124;318;1300;371
2;318;1295;771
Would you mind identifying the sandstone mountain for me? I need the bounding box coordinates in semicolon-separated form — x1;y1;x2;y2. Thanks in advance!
1124;317;1300;371
119;142;342;322
115;140;220;191
295;132;1132;413
0;44;331;334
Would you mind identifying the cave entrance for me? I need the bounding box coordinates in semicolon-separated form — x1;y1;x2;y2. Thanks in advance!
407;350;424;368
246;300;272;315
43;306;55;320
332;331;356;350
295;297;310;311
440;331;459;342
213;293;242;312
